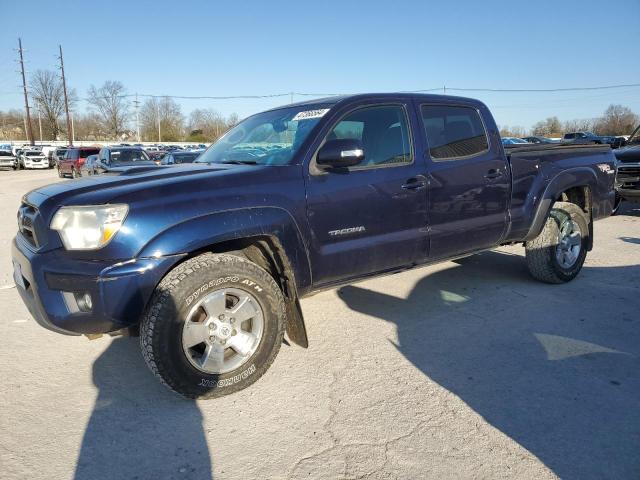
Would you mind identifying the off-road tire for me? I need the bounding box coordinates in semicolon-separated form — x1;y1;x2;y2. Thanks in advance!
71;168;79;178
525;201;589;284
57;167;64;178
140;253;286;399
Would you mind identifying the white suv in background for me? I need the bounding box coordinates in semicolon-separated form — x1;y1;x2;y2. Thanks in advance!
19;150;49;169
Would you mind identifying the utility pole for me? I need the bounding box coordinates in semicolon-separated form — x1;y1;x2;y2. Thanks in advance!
37;109;42;141
57;45;73;146
134;93;141;142
17;38;35;146
71;113;75;144
156;100;161;142
290;92;294;104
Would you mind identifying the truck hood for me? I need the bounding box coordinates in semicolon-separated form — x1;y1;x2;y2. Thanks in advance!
23;164;248;211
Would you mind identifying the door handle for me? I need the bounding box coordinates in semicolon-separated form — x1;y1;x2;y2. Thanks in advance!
484;168;503;180
401;175;428;191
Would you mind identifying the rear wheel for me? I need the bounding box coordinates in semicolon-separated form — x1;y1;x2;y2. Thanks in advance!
57;167;64;178
525;201;589;284
71;167;79;178
140;253;286;399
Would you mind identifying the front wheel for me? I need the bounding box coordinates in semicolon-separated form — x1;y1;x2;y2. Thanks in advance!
140;253;286;399
525;201;589;284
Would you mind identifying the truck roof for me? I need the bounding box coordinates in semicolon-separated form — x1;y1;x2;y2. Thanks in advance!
267;92;483;112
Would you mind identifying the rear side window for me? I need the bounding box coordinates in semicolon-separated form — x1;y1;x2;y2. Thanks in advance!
80;148;100;158
65;149;80;160
421;105;489;160
325;104;412;168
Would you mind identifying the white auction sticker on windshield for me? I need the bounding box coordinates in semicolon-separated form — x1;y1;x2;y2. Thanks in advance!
291;109;330;121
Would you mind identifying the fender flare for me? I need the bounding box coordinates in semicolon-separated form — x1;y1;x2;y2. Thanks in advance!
524;167;597;242
137;206;312;291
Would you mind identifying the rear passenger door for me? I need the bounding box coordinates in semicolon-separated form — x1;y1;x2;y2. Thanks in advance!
418;102;510;259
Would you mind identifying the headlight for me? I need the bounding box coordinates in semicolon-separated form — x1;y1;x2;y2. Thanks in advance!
50;204;128;250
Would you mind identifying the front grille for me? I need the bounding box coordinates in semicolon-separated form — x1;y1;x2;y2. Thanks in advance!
617;166;640;189
18;203;40;248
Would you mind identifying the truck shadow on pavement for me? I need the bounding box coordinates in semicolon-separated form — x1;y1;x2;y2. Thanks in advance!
74;337;212;480
338;251;640;480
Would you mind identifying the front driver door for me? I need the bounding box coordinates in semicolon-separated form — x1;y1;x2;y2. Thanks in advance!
305;101;429;287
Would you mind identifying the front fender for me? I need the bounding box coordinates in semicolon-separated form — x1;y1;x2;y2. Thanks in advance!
524;167;597;242
137;207;312;291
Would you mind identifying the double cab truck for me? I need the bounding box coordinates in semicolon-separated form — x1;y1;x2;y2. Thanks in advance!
12;93;616;399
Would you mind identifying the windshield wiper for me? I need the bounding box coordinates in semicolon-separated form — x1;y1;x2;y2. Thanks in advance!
217;160;259;165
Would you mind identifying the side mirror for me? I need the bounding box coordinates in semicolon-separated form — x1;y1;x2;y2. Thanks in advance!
317;139;365;168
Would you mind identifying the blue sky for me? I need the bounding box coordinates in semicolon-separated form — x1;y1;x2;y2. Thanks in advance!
1;0;639;129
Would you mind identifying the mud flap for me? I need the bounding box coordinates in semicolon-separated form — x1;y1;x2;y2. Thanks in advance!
285;297;308;348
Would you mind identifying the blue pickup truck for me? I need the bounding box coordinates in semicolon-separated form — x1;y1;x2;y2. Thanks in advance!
12;93;616;399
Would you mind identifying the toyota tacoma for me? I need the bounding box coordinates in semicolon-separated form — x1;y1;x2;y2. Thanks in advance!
12;93;617;398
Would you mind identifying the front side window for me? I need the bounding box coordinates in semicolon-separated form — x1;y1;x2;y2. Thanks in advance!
109;149;151;164
325;104;412;167
196;104;332;166
421;105;489;160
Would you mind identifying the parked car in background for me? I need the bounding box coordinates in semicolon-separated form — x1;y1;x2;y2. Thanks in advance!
522;136;557;144
502;137;529;145
147;150;167;164
57;147;100;178
18;149;49;169
53;147;69;168
613;124;640;213
160;151;202;165
563;132;603;144
92;146;156;174
80;154;99;176
0;148;17;170
598;136;625;149
40;146;58;167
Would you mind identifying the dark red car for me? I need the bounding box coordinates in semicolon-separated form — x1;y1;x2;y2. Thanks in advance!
58;147;101;178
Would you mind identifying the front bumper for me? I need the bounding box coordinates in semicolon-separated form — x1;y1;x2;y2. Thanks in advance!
11;235;184;335
0;158;16;167
24;161;49;169
616;163;640;201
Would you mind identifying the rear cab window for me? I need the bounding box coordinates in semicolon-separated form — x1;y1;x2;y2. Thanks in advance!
420;105;489;161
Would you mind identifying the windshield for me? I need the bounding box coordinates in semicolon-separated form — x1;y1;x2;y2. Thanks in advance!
628;125;640;145
26;151;42;156
110;149;151;163
196;104;332;165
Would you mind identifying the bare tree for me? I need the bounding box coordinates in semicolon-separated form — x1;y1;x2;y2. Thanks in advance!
531;116;562;137
140;97;184;141
594;104;638;136
186;108;240;142
72;113;106;141
87;81;130;139
562;118;597;134
0;109;27;140
499;125;527;137
30;70;77;140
